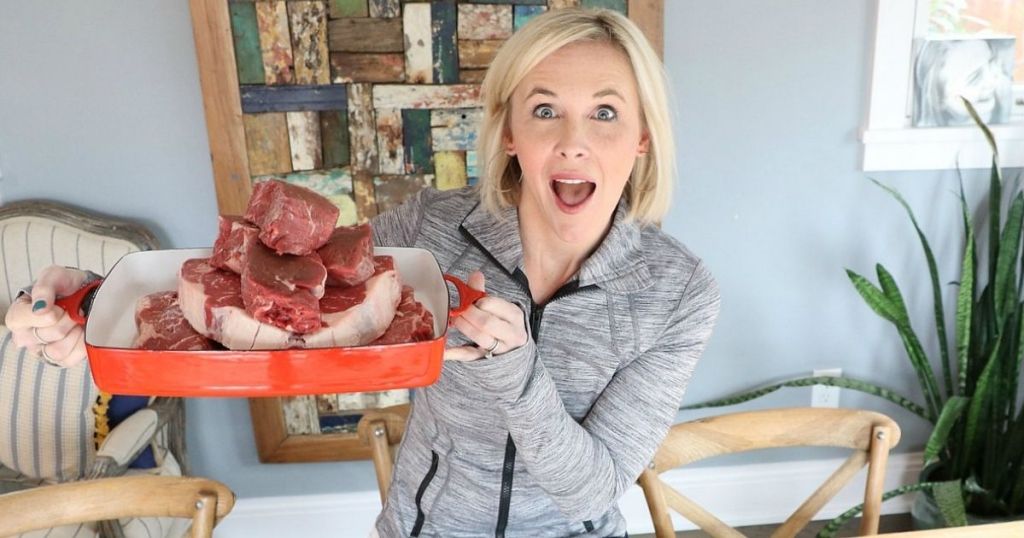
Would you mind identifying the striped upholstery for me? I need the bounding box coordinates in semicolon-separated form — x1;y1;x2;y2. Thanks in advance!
0;202;189;538
0;216;135;482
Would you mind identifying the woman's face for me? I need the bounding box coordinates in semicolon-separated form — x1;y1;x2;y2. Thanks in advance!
506;41;649;246
938;41;1010;122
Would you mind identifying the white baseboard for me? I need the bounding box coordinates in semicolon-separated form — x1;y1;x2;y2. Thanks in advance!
216;452;922;537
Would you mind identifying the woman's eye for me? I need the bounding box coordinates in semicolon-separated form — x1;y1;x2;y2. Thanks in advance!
595;106;617;121
533;105;556;119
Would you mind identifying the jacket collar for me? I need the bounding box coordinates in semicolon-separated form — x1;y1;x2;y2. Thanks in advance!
459;198;653;294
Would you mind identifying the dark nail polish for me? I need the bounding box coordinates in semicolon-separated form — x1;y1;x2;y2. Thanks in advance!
32;300;46;312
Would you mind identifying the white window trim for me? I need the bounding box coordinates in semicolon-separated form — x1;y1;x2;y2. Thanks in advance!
862;0;1024;171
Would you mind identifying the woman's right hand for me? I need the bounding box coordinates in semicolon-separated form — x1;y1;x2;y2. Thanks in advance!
5;265;91;367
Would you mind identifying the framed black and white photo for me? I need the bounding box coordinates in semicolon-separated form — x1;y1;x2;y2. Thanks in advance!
913;36;1015;127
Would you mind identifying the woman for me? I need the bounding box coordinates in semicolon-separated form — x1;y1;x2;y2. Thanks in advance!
7;8;719;536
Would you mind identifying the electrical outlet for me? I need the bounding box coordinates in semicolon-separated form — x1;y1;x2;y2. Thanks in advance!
811;368;842;408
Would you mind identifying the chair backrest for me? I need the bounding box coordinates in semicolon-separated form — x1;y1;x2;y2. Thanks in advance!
0;200;160;482
638;407;901;538
0;475;235;537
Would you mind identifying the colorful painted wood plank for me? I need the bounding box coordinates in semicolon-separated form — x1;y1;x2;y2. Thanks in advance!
457;39;502;69
243;113;293;176
457;4;512;41
513;5;547;30
328;18;403;52
228;2;265;85
466;150;479;185
582;0;627;14
549;0;582;8
347;83;379;172
368;0;399;18
459;69;486;84
329;0;367;19
468;0;546;5
329;53;404;83
283;396;319;435
288;1;331;85
431;109;480;151
286;110;323;171
253;167;358;225
402;2;432;84
375;108;404;175
372;84;480;109
320;110;350;168
240;84;348;113
431;108;482;129
352;169;378;222
434;151;467;191
256;1;295;84
374;174;433;213
431;0;458;84
402;109;432;174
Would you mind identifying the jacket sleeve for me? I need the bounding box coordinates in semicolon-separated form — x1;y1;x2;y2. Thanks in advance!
369;189;436;248
454;262;721;521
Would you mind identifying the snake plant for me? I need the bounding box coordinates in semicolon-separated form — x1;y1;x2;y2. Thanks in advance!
681;99;1024;535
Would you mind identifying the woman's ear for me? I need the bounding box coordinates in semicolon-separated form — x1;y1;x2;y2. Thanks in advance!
503;132;515;156
637;129;651;156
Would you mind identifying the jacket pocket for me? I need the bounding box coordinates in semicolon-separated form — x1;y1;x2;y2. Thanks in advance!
410;450;440;537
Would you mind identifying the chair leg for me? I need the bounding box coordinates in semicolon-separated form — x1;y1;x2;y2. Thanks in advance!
190;491;218;538
637;469;675;538
859;425;892;536
368;420;394;505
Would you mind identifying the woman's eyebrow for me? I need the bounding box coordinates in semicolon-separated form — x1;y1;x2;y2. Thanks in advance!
524;87;625;101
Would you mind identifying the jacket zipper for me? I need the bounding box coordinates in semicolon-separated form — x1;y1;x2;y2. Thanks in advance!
494;270;593;536
410;451;440;537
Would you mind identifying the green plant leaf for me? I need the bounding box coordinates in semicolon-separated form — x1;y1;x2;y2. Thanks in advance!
924;396;970;466
816;482;943;538
934;480;969;527
956;219;975;396
846;269;900;324
678;375;931;421
871;178;954;398
962;97;999;161
993;194;1023;322
963;332;1004;471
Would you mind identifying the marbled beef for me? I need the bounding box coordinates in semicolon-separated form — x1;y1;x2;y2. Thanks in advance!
244;179;339;255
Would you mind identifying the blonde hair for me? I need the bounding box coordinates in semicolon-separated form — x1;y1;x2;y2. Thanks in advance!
476;7;675;225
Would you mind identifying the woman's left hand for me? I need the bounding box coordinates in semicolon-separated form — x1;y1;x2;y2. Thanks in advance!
446;271;529;362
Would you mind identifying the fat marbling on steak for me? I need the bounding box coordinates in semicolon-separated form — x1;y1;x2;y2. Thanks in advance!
371;286;435;345
134;291;216;351
244;179;339;256
210;215;260;274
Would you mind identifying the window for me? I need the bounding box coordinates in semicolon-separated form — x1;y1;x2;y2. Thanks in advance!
862;0;1024;171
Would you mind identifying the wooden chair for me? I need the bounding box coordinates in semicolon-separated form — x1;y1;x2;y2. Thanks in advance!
638;407;901;538
0;475;234;537
356;404;410;505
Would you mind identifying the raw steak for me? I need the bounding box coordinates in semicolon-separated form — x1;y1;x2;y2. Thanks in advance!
210;215;260;274
241;243;327;334
318;223;374;286
245;179;339;256
178;258;296;350
303;269;402;348
134;291;215;351
372;286;435;345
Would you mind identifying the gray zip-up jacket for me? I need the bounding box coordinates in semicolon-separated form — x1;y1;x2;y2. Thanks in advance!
371;187;720;537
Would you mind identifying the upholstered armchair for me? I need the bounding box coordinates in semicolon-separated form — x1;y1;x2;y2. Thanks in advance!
0;200;189;537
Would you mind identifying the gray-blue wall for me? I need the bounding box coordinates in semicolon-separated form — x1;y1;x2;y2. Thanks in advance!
0;0;1005;498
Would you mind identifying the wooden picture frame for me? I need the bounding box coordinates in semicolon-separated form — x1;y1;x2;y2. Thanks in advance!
187;0;664;463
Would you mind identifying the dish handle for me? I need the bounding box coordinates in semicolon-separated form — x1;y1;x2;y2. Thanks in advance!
54;279;103;325
443;274;486;321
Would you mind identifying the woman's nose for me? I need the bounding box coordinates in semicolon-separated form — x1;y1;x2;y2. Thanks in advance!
555;120;589;159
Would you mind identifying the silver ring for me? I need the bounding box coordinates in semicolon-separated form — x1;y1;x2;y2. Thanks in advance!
32;327;55;345
39;345;60;367
484;338;501;358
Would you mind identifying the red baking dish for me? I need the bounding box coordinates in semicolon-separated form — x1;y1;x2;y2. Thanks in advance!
57;247;481;397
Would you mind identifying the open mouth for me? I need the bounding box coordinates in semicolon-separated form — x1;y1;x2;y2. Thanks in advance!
551;178;596;210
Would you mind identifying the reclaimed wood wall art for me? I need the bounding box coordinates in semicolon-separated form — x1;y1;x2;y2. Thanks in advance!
189;0;664;464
